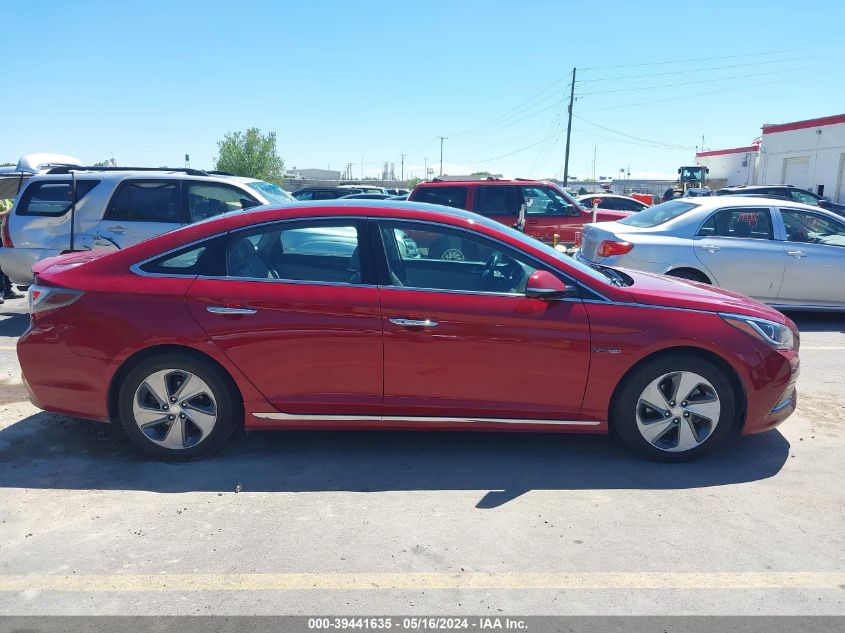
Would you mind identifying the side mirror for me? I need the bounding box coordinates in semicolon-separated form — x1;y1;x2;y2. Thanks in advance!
525;270;577;300
240;198;262;210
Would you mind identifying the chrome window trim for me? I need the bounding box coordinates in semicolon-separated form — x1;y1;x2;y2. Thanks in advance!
252;412;601;426
129;213;612;301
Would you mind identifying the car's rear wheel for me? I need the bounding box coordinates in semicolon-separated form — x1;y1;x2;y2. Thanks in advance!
611;355;736;461
117;353;241;461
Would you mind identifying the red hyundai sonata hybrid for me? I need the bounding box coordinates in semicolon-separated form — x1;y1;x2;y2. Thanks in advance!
17;201;799;461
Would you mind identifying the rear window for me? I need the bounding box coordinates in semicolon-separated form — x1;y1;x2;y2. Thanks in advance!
413;186;468;209
617;199;698;228
17;180;100;217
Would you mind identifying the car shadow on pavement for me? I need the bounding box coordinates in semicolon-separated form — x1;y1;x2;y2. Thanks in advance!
782;310;845;334
0;411;790;508
0;310;29;338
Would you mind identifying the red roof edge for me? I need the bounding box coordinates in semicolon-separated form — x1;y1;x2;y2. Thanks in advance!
696;146;759;158
762;113;845;134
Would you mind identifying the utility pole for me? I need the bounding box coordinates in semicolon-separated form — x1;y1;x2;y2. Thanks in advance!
438;137;447;176
400;154;406;182
361;156;364;180
562;67;576;187
424;158;428;180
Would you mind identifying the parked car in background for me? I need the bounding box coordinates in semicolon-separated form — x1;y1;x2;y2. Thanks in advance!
717;184;845;217
19;200;798;462
291;186;364;200
339;193;394;200
408;179;629;258
0;167;292;285
338;184;388;195
386;188;410;196
577;196;845;310
577;193;650;212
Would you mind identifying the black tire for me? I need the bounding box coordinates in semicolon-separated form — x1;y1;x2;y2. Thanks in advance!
117;353;241;461
611;354;737;462
667;268;710;284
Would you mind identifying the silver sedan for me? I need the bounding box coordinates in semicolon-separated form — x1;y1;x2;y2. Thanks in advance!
576;196;845;310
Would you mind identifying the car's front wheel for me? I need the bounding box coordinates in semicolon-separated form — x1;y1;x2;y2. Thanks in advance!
611;355;737;461
117;353;241;461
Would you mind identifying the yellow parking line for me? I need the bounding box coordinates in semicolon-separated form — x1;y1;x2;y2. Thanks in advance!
0;346;16;350
0;571;843;592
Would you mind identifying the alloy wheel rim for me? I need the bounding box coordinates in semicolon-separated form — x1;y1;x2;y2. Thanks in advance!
635;371;720;452
132;369;217;450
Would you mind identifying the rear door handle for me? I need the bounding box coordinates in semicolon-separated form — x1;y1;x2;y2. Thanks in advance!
207;306;257;315
106;225;127;234
699;244;720;253
388;317;439;327
787;250;807;259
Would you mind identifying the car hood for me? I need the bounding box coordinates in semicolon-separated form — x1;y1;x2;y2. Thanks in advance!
618;268;792;325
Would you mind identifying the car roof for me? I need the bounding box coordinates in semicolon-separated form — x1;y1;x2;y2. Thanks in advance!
416;179;551;186
678;195;826;214
21;171;256;185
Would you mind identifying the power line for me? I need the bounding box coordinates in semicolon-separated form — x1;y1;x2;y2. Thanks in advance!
572;117;696;151
578;66;809;97
580;75;820;114
448;77;569;138
575;56;812;84
578;48;802;71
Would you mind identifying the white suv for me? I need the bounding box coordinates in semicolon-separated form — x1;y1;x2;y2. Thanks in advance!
0;167;294;285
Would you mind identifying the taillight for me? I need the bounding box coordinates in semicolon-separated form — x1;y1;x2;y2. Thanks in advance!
597;240;634;257
1;215;11;247
28;284;83;314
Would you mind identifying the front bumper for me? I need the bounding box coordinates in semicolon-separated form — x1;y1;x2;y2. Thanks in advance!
742;351;799;435
0;247;58;285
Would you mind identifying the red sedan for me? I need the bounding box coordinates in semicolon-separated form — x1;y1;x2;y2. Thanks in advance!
18;201;799;461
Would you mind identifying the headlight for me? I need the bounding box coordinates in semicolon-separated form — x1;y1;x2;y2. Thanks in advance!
721;314;795;350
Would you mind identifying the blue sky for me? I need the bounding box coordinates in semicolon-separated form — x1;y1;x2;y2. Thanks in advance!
2;0;842;180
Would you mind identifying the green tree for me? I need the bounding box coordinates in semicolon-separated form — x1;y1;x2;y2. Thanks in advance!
214;128;284;184
406;177;422;188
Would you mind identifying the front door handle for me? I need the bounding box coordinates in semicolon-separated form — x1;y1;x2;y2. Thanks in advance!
388;317;439;327
106;225;127;234
699;243;721;253
787;250;807;259
207;306;257;315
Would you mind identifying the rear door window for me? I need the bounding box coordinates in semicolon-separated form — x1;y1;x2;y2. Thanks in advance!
17;180;100;216
186;182;257;221
473;185;519;216
697;208;773;239
314;190;340;200
413;186;468;209
106;180;184;223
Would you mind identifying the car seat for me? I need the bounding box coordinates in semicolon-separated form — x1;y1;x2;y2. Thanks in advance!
228;237;271;278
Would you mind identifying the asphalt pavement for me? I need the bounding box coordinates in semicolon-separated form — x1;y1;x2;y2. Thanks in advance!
0;295;843;615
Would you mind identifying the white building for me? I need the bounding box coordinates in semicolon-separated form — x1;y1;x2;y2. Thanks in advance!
695;145;759;186
698;113;845;202
758;113;845;203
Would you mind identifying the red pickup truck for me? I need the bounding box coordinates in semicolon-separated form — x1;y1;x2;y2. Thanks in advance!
408;179;629;256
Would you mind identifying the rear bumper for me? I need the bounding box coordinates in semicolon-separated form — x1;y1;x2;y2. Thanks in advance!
0;247;58;285
17;322;112;422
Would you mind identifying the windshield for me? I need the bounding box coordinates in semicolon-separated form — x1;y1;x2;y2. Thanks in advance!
247;181;295;203
617;199;699;228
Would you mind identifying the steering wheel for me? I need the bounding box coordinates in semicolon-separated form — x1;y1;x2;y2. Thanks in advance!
477;252;524;293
